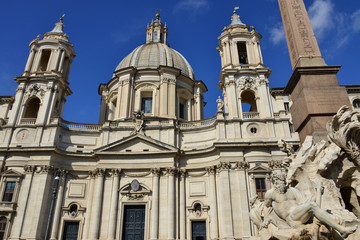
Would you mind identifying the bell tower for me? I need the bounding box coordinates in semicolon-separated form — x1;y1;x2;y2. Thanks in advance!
8;16;75;127
217;9;273;119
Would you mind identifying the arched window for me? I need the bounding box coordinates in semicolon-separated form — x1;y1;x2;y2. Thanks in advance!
38;49;51;72
154;32;158;42
141;92;153;114
353;99;360;109
23;97;40;118
241;91;257;112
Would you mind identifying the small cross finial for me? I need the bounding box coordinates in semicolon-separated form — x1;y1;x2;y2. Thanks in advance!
60;13;65;23
155;8;161;19
233;6;239;14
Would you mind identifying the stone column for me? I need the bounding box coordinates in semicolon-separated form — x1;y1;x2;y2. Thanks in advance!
150;168;160;240
9;166;34;240
207;166;219;240
168;80;176;118
57;50;65;72
167;168;176;240
49;170;67;240
89;169;105;240
235;162;251;237
115;82;123;119
108;169;120;240
7;83;25;126
33;50;43;72
24;49;36;73
83;171;96;240
217;162;234;239
179;170;186;240
36;82;54;125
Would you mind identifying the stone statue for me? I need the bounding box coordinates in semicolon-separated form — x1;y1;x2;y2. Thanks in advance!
216;96;224;112
251;106;360;239
250;195;289;231
264;172;356;238
132;110;144;134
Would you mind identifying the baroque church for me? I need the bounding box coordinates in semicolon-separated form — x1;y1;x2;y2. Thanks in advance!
0;4;359;240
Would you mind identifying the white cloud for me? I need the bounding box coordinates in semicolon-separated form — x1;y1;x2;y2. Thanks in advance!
269;23;286;45
351;9;360;32
173;0;210;15
308;0;334;39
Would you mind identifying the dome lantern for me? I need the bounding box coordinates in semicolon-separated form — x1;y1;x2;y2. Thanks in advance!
146;12;168;44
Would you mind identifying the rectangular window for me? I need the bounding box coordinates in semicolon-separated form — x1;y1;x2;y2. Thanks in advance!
284;102;290;112
180;103;185;119
237;42;248;64
2;182;15;202
0;217;6;240
255;178;266;200
141;97;152;113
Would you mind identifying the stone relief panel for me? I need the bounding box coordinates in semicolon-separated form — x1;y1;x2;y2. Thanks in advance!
189;181;206;197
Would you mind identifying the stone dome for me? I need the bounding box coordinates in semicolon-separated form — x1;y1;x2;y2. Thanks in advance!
114;42;195;80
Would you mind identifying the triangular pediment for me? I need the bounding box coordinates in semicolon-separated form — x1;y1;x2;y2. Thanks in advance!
2;169;23;177
248;165;272;173
95;134;178;154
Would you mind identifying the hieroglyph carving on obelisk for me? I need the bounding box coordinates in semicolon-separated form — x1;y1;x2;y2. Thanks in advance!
278;0;322;69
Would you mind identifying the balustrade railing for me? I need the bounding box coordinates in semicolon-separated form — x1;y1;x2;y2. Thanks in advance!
20;118;36;125
59;119;101;131
242;112;259;119
179;116;217;129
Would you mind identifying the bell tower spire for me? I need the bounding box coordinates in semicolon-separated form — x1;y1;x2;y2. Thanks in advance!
8;15;76;127
146;12;168;44
218;8;274;120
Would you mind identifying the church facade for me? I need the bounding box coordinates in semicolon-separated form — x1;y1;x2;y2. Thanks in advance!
0;8;359;240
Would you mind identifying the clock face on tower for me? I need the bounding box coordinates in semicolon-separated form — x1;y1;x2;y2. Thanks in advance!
131;179;140;192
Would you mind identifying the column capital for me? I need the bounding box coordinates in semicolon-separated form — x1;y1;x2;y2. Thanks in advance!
166;167;177;176
24;165;34;174
91;168;105;178
110;168;121;177
178;169;186;177
37;165;54;174
235;161;249;170
151;168;161;176
57;169;68;180
216;162;230;173
206;166;217;175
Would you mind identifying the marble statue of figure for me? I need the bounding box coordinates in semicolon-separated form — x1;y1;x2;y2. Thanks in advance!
216;96;224;112
133;110;144;134
264;172;357;238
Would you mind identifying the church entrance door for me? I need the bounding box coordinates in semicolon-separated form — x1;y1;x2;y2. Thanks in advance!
191;221;206;240
122;205;145;240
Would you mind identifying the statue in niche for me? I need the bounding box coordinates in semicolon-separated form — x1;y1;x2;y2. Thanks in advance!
251;106;360;240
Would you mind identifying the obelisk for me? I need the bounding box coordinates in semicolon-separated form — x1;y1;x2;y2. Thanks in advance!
278;0;350;142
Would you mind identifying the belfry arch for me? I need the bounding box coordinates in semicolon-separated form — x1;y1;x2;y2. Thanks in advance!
23;97;41;119
240;90;257;113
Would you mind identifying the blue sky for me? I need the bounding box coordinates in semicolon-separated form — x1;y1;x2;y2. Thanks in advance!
0;0;360;123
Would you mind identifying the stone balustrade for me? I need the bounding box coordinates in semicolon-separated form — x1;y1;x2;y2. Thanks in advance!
179;116;217;129
242;112;259;119
59;119;101;131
